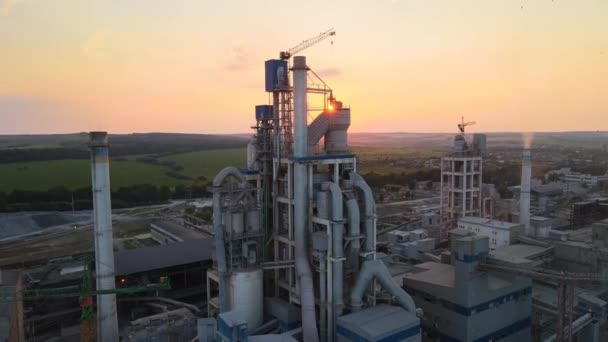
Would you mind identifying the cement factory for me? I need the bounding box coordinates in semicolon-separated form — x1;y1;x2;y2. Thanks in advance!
2;29;608;342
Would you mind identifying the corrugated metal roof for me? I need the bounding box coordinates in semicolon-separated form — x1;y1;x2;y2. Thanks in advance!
114;238;213;276
337;305;419;340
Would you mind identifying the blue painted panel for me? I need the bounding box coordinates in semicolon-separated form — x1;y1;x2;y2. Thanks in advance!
265;59;288;92
255;105;274;121
454;251;488;263
92;147;108;157
402;285;532;317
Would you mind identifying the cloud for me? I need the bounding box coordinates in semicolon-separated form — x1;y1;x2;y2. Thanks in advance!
0;0;22;16
315;67;343;78
224;44;257;71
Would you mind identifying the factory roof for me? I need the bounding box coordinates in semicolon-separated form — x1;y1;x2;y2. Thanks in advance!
531;216;553;222
404;262;455;288
489;244;552;265
151;220;209;240
458;216;522;231
337;305;419;341
114;238;213;275
531;183;563;195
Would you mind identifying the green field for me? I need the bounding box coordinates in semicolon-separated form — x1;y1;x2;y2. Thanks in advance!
0;146;437;192
159;148;246;179
0;159;186;192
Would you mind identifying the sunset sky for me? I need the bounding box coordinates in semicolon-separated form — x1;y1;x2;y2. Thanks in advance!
1;0;607;134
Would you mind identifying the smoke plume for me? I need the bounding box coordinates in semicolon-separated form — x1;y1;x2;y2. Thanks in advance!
522;132;534;149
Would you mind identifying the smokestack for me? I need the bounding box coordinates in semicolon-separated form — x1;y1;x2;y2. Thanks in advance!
89;132;118;341
291;56;319;342
520;149;531;236
293;56;308;157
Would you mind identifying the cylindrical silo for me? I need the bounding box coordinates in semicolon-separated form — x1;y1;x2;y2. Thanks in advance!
228;269;264;330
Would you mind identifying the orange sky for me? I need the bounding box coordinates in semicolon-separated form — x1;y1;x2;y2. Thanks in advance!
1;0;607;134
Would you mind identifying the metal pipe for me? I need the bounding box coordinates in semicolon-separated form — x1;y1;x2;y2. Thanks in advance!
520;149;531;235
345;196;361;271
89;131;118;341
120;296;201;313
350;171;375;258
319;252;327;342
321;182;345;319
350;259;417;314
212;167;246;312
292;55;319;342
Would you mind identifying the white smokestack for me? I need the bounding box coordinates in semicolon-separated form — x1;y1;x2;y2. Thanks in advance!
520;149;531;236
291;56;319;342
89;131;118;341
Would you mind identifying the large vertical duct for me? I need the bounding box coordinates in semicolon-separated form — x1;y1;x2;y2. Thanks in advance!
321;182;345;319
350;171;375;259
520;149;531;236
345;196;361;271
292;56;319;342
212;167;246;313
89;131;118;341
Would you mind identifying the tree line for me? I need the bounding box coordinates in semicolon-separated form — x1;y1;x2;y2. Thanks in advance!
361;169;441;189
0;182;211;212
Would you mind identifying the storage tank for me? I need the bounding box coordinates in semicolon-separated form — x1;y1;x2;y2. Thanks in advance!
232;212;245;236
228;269;264;330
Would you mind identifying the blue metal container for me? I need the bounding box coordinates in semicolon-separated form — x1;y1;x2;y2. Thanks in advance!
255;105;273;121
265;59;288;92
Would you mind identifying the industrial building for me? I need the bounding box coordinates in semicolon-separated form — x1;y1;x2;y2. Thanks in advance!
457;216;524;249
400;230;532;341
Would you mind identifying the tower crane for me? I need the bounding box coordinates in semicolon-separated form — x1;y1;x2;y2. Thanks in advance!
458;116;476;134
280;28;336;60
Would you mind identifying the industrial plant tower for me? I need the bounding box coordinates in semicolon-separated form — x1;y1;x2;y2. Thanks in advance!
439;118;486;241
207;30;421;342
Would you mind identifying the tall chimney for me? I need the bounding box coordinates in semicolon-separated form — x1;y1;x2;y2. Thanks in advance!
291;56;319;342
89;132;118;341
520;149;531;236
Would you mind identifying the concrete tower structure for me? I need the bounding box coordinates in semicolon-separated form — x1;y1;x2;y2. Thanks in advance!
520;149;532;236
439;133;485;241
89;131;118;341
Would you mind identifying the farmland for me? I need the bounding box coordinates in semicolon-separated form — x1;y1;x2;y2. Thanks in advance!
159;148;246;179
0;159;184;192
